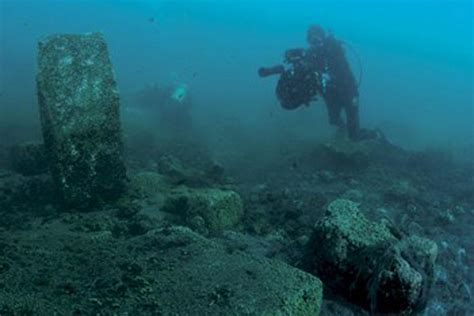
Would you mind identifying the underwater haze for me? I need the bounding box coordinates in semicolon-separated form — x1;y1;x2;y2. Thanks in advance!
0;0;474;315
1;0;473;151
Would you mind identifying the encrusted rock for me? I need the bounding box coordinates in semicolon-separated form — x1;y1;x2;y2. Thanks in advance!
162;187;244;233
130;171;169;198
306;199;437;314
0;223;323;315
142;226;323;315
36;32;127;209
321;138;379;168
315;137;405;169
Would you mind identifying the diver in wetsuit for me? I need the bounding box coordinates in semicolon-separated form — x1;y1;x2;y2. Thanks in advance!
259;24;361;140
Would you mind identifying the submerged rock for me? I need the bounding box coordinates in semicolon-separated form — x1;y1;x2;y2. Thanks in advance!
36;32;127;209
385;179;419;203
9;141;48;176
130;171;169;197
162;187;244;234
306;199;437;314
0;223;323;315
321;138;380;168
146;226;323;315
313;137;406;170
157;155;198;185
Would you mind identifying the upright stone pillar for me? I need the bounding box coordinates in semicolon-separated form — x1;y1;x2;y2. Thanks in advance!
36;32;127;209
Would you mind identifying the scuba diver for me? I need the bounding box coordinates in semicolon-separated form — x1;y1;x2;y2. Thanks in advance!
258;24;361;140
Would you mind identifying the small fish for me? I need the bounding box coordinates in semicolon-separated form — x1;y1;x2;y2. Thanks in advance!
147;17;156;23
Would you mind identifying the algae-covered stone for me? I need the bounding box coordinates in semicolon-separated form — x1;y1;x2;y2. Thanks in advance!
306;199;437;314
36;32;127;208
0;224;323;315
9;142;48;176
162;187;244;232
130;171;169;197
143;226;323;315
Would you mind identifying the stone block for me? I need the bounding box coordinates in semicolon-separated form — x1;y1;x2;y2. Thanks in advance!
141;226;323;315
36;32;126;208
162;187;244;233
0;224;323;315
306;199;437;314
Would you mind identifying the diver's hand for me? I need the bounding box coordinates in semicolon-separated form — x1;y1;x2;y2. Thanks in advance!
258;65;285;77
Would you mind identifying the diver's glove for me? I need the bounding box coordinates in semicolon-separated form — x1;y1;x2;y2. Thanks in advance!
258;65;285;78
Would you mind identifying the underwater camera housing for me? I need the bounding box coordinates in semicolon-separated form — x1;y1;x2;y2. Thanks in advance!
276;67;320;110
259;48;321;110
277;48;320;110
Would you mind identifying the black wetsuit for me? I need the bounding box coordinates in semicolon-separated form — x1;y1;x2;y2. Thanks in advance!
258;34;360;140
306;35;360;140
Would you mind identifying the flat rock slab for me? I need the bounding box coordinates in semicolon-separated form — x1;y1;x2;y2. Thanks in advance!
36;32;126;208
0;221;323;315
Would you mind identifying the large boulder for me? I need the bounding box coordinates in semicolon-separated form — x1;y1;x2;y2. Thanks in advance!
306;199;437;314
36;32;127;209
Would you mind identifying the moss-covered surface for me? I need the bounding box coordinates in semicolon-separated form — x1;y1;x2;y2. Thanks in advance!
307;199;438;314
36;32;127;209
1;113;473;315
323;199;396;249
162;186;244;234
0;219;322;315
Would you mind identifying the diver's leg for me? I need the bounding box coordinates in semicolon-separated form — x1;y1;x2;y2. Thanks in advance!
345;97;360;140
326;98;344;128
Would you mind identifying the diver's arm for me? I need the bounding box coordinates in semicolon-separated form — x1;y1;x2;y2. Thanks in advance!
258;65;285;77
